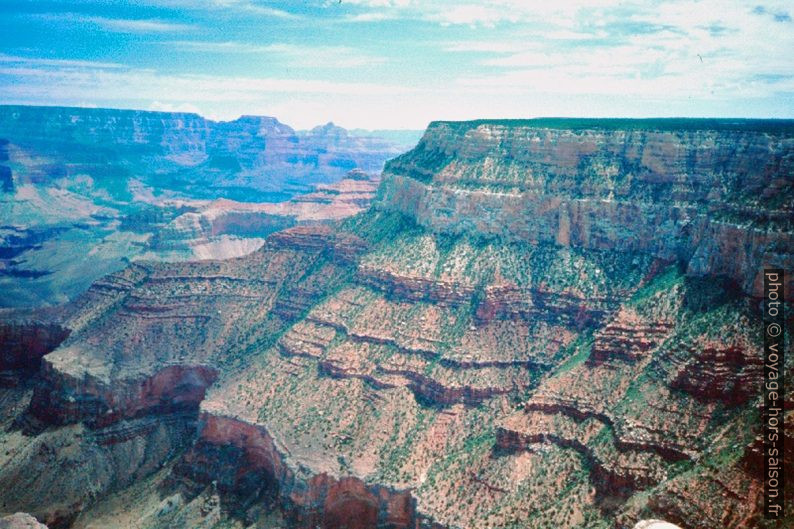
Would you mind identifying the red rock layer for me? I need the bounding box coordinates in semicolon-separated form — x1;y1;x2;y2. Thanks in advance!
179;413;419;529
29;363;218;428
0;322;70;375
588;308;674;366
381;122;794;299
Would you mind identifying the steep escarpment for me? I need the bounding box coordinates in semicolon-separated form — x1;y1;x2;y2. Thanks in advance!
380;119;794;298
0;320;70;383
177;413;417;529
0;224;369;526
0;119;791;529
26;225;366;428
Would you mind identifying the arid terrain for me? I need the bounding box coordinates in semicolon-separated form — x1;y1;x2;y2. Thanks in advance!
0;116;792;529
0;105;419;307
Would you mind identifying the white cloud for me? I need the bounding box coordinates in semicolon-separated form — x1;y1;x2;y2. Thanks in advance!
442;41;525;53
338;0;415;7
133;0;297;18
32;13;197;33
85;16;197;33
0;54;124;69
342;0;631;27
345;12;394;22
207;0;297;18
426;5;519;27
437;0;794;103
0;60;412;103
169;41;387;67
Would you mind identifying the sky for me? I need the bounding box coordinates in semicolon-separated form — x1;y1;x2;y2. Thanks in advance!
0;0;793;130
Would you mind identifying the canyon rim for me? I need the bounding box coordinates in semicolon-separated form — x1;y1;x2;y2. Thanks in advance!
0;1;792;529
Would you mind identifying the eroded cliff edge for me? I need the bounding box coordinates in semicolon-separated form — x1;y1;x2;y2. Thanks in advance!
380;119;793;298
0;118;791;529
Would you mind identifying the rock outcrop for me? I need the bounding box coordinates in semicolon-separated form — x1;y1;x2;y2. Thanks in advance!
177;412;418;529
0;513;48;529
380;119;794;298
0;118;791;529
0;322;70;372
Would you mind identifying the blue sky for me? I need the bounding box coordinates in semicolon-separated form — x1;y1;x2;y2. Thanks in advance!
1;0;793;129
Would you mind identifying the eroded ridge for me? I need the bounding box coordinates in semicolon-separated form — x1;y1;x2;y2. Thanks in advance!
1;119;791;529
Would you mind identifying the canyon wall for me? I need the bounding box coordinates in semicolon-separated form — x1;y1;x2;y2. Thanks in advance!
0;105;411;196
0;118;791;529
0;105;408;308
379;119;794;298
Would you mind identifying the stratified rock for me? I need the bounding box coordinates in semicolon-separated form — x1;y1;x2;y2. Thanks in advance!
147;170;381;261
380;119;794;298
0;118;791;529
0;105;410;308
0;105;410;196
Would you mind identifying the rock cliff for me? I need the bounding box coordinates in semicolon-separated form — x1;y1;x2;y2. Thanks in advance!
0;118;791;529
380;119;794;298
0;106;409;196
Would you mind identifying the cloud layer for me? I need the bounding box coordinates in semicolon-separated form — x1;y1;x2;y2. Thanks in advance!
1;0;792;128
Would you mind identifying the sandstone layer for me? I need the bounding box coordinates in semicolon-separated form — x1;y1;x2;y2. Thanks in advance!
0;118;791;529
380;119;794;298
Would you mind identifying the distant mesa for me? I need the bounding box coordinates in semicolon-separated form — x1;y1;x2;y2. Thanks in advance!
0;104;420;308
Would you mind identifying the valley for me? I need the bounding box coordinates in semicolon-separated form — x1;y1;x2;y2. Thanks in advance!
0;117;791;528
0;105;418;307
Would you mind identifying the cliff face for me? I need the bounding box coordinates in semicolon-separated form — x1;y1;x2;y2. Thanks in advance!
0;322;70;381
0;118;791;529
380;120;794;298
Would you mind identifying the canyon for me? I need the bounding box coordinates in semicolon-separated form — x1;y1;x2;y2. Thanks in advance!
0;105;418;308
0;116;791;529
